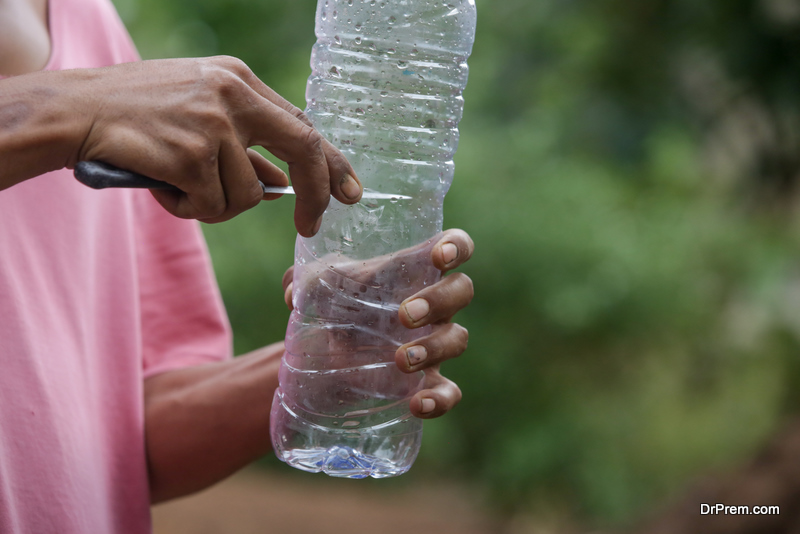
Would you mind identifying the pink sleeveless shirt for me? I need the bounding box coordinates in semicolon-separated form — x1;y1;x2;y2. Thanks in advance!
0;0;233;532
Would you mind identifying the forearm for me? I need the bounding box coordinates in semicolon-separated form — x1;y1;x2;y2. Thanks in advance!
143;342;283;504
0;69;93;189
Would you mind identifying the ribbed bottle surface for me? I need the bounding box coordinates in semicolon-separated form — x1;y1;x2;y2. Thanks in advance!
270;0;476;478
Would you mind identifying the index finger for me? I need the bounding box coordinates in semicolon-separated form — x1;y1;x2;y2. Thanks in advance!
242;78;363;205
240;99;330;236
225;60;363;229
253;104;362;236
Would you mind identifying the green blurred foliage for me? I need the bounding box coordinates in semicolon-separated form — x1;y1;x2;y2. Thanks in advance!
117;0;800;528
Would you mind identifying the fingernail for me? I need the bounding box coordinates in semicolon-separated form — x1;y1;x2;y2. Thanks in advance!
404;299;430;323
406;346;428;367
420;398;435;414
312;215;323;235
442;242;458;265
340;174;362;200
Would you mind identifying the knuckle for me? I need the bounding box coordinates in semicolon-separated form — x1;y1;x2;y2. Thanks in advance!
204;198;227;220
326;147;348;171
293;108;314;127
187;187;226;219
300;126;325;156
450;272;474;302
441;323;468;357
456;324;469;351
210;55;248;74
452;383;463;405
203;109;232;132
181;137;219;176
465;277;475;302
201;61;250;104
202;60;237;88
245;182;263;209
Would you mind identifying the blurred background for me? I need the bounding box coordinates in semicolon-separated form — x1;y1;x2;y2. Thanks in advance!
114;0;800;532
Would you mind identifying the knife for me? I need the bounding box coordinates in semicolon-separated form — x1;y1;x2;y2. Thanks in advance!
73;161;411;200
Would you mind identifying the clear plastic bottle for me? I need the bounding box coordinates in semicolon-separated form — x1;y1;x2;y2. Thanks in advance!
269;0;477;478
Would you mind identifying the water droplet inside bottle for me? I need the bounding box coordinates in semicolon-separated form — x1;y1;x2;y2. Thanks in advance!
355;36;362;44
355;108;365;115
387;48;396;54
355;22;362;31
397;60;408;68
329;66;342;78
334;35;341;45
388;15;396;24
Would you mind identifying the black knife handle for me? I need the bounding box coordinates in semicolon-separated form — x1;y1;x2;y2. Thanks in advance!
74;160;270;194
74;161;179;191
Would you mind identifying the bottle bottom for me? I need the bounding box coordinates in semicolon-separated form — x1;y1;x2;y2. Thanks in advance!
277;445;413;479
270;388;422;479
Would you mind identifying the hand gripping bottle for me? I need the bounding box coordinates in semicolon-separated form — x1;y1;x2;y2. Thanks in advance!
270;0;477;478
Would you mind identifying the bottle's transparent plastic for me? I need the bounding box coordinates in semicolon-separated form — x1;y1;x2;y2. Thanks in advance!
270;0;477;478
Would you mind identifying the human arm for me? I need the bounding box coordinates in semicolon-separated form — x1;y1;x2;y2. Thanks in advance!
0;56;362;235
143;229;474;503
